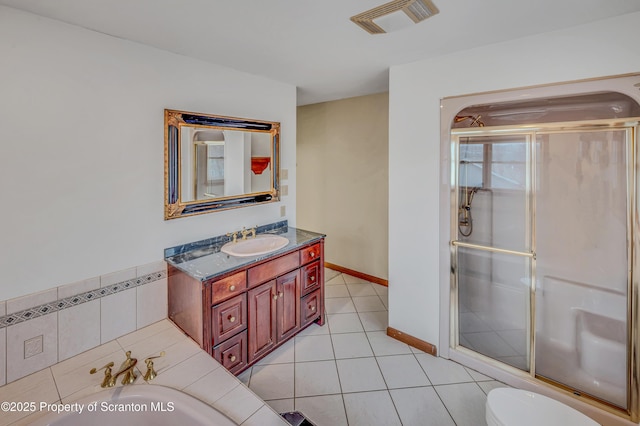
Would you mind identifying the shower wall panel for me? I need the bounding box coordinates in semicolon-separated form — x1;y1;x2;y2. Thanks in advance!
534;129;628;408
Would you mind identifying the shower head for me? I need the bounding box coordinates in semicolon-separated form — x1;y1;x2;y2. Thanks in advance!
454;115;485;127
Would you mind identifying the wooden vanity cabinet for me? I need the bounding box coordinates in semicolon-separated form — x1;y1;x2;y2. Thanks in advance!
248;269;301;363
168;238;324;376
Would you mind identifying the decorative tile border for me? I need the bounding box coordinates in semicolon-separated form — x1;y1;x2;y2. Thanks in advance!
0;269;166;329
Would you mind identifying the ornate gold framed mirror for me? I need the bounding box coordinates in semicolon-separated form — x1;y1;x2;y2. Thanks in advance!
164;109;280;219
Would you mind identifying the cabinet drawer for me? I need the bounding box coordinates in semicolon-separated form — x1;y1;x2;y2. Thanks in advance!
212;294;247;345
213;330;247;375
300;243;321;265
301;261;320;296
210;271;247;304
248;251;299;288
301;289;321;327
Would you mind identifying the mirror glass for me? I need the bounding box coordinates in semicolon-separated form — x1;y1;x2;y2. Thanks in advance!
165;109;280;219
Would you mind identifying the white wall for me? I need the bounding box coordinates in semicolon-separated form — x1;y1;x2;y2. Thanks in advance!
388;12;640;349
0;6;296;301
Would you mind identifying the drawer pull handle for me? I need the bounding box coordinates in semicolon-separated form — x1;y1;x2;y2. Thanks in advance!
310;305;316;311
228;354;237;363
228;315;236;323
310;276;315;282
229;285;236;292
310;252;316;258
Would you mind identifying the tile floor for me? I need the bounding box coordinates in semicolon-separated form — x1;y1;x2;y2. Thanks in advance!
239;268;508;426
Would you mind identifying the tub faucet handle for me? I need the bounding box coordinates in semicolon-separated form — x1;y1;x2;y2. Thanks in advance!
90;361;115;388
143;351;166;381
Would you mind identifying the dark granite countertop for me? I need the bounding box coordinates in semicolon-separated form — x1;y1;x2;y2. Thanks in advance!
164;221;325;282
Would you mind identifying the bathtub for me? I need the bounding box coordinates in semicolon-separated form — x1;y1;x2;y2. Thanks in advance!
31;385;237;426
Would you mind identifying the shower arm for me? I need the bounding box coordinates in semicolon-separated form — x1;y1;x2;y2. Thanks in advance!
454;115;485;127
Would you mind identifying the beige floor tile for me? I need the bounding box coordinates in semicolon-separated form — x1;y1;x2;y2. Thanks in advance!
295;360;341;397
327;313;364;334
415;353;474;385
331;333;373;359
377;354;431;388
346;283;377;297
358;311;388;331
325;297;356;314
390;386;455;426
352;295;386;312
336;357;386;393
325;275;346;286
366;331;413;356
265;398;294;414
241;404;289;426
295;394;348;426
295;334;335;362
249;363;295;400
342;390;401;426
434;382;488;426
325;284;350;298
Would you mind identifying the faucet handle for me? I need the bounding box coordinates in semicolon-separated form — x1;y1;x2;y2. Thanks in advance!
143;351;166;381
90;362;114;388
250;226;257;238
226;232;238;244
240;227;250;240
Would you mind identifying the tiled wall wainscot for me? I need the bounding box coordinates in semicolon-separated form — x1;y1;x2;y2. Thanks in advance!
0;260;168;386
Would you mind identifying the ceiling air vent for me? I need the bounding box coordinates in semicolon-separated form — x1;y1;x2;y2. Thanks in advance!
351;0;439;34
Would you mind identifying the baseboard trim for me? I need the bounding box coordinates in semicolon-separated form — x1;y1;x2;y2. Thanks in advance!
387;326;437;356
325;262;388;287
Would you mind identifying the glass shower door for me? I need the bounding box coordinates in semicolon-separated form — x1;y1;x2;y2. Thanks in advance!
534;129;630;408
455;134;532;372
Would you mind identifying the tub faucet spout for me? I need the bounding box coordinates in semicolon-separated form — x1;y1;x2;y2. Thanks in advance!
110;351;138;387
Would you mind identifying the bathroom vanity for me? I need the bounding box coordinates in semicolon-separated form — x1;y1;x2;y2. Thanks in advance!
165;223;325;375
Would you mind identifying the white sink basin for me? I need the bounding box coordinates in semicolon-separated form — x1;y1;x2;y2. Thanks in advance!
221;234;289;257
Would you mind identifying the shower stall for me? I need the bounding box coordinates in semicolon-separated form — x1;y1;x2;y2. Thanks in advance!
443;77;640;422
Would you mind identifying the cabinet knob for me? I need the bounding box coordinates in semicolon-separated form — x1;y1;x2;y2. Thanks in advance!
228;315;236;323
310;252;316;258
278;291;283;298
310;305;316;311
228;354;237;363
273;294;278;300
229;285;236;292
310;276;315;282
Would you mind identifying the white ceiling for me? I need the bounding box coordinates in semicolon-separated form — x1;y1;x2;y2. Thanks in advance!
2;0;640;105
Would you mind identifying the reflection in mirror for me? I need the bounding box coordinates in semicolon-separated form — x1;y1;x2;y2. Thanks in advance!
165;110;280;219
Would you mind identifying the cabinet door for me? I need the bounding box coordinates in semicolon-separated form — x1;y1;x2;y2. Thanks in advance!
248;280;277;363
276;270;301;342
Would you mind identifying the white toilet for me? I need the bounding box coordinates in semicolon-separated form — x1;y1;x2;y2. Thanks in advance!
486;388;600;426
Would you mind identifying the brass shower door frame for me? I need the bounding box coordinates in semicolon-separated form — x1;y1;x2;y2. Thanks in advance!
449;117;640;422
